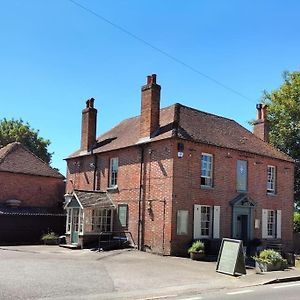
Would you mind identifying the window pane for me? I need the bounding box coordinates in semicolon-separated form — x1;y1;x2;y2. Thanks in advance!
201;154;213;187
118;204;128;227
200;206;211;237
177;210;188;235
109;158;118;187
236;160;247;191
267;166;276;193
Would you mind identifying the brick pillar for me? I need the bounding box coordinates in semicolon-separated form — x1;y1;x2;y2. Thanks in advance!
140;74;161;139
81;98;97;151
253;103;269;142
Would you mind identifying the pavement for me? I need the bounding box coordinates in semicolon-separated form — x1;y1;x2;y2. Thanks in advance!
0;245;299;299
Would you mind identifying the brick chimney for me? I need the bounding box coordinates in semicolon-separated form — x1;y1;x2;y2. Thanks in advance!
140;74;161;139
253;103;269;142
81;98;97;151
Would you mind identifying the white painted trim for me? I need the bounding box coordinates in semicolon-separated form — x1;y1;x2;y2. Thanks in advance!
193;205;201;239
276;210;282;239
213;206;220;239
262;209;268;238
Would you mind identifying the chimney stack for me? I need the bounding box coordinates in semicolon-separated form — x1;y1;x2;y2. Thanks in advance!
140;74;161;139
253;103;269;142
81;98;97;151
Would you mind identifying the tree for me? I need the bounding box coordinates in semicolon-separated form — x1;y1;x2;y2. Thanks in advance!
0;118;52;164
261;70;300;208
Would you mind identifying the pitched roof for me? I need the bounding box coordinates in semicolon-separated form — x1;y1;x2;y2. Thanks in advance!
68;103;293;163
67;189;115;209
0;142;64;178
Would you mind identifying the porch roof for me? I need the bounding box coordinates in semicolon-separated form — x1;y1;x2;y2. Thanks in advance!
71;190;115;209
230;194;256;207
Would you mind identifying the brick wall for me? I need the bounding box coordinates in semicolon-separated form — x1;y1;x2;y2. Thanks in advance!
66;138;294;255
171;139;294;255
66;139;174;254
0;172;65;207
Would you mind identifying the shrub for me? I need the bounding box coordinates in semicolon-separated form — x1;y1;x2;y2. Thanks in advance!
188;240;205;253
253;249;286;265
41;231;59;244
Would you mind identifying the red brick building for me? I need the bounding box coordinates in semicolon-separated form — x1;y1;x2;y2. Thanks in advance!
65;74;294;256
0;142;65;244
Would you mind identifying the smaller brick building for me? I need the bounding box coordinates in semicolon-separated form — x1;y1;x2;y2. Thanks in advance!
64;74;294;256
0;142;66;244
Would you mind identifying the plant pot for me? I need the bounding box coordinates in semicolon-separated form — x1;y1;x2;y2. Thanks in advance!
190;252;205;261
255;261;283;272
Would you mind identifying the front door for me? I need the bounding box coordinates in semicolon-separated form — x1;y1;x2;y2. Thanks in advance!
71;208;79;244
236;214;248;244
232;207;252;246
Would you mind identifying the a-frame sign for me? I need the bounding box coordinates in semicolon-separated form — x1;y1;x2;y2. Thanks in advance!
216;238;246;276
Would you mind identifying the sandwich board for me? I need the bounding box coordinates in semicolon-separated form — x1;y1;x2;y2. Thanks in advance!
216;238;246;276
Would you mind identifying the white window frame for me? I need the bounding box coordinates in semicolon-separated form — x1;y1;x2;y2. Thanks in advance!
66;208;72;233
91;209;113;233
176;210;189;235
109;157;118;188
201;153;213;188
267;210;275;238
200;205;213;238
267;165;276;194
79;209;84;234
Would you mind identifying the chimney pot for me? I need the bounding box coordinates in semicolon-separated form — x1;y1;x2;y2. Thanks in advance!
256;103;262;120
253;103;269;142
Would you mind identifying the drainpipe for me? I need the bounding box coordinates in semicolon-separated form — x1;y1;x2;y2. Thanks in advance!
93;153;98;191
138;145;145;250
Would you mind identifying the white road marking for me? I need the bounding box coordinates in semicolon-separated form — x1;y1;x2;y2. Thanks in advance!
227;289;254;295
273;282;300;289
140;295;178;300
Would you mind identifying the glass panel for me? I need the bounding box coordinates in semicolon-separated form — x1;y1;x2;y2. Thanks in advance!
201;154;213;187
236;160;247;191
118;204;128;227
177;210;188;235
109;158;118;187
200;206;211;237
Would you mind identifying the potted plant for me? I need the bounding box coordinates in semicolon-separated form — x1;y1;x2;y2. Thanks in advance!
188;240;205;260
253;249;287;272
41;231;59;245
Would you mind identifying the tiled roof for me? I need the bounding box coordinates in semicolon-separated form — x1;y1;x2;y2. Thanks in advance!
68;103;293;163
73;189;115;209
0;206;65;216
0;142;64;178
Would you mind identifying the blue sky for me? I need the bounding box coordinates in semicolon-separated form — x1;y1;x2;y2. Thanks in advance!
1;0;300;174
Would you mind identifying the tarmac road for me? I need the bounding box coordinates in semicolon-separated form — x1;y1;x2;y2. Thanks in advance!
0;245;299;300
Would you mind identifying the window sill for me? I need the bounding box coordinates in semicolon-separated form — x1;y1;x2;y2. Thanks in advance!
200;185;213;190
267;192;276;196
107;186;119;193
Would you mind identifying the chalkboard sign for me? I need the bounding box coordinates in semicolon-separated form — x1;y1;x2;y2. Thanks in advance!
216;238;246;276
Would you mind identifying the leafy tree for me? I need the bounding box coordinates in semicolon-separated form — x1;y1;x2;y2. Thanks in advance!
0;118;52;164
261;70;300;208
294;212;300;232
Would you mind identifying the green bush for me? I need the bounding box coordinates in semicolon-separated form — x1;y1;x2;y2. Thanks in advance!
253;249;286;265
294;212;300;232
41;232;59;244
188;240;205;253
